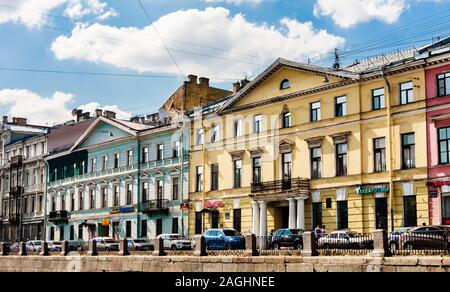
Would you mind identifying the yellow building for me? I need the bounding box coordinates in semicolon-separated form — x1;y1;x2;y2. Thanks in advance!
188;57;429;237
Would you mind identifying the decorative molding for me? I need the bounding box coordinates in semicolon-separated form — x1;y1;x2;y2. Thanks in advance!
331;131;351;145
305;136;325;149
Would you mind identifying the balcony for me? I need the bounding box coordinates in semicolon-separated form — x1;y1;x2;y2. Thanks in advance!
9;186;23;197
8;213;20;224
137;199;170;215
48;210;69;223
251;178;310;201
10;155;23;167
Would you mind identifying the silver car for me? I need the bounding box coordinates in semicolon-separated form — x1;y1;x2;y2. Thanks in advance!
93;237;119;251
127;238;153;251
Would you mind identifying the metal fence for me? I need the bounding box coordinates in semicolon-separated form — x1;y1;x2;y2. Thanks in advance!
389;232;449;256
255;236;302;256
317;233;374;256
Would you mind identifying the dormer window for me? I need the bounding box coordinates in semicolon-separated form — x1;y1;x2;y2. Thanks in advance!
280;79;290;90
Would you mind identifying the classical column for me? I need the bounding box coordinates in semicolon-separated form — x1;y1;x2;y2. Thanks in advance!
259;201;267;237
251;201;260;236
288;198;296;229
296;197;305;230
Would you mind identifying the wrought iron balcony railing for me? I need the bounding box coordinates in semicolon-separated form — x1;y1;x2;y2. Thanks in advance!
48;210;69;223
9;186;23;197
10;155;23;167
137;199;170;215
8;213;20;224
251;178;310;194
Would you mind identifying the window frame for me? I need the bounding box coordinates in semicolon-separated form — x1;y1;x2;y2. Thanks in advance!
373;137;386;173
210;164;219;191
437;72;450;97
400;81;414;105
196;166;203;192
311;147;322;179
280;79;290;90
282;112;292;129
335;96;347;117
372;88;385;110
253;115;263;134
310;102;321;122
438;127;450;165
335;143;348;177
402;133;416;169
233;159;243;188
252;157;262;184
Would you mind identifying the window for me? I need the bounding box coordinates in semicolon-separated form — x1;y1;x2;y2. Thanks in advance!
79;191;84;210
374;138;386;172
113;153;120;168
91;158;96;173
402;133;415;169
375;198;388;230
127;150;133;166
442;193;450;222
89;189;95;209
70;225;74;241
156;219;163;236
211;124;220;143
157;144;164;161
403;196;417;227
252;157;262;184
126;221;132;238
141;220;147;238
173;141;181;158
233;159;242;188
312;202;323;229
400;81;414;105
282;152;292;182
211;164;219;191
234;119;243;137
310;102;321;122
195;212;202;235
233;209;241;232
70;193;74;212
438;72;450;97
282;112;292;128
337;201;348;230
101;187;107;208
142;182;148;202
78;224;83;240
311;147;322;179
61;195;66;211
126;184;132;205
280;79;290;90
196;128;204;145
335;96;347;117
113;186;120;206
336;143;348;176
172;178;179;201
50;227;55;241
102;156;108;171
156;180;163;200
142;147;149;163
172;218;179;234
438;127;450;164
211;211;219;228
372;88;385;110
253;115;262;133
196;166;203;192
51;196;56;212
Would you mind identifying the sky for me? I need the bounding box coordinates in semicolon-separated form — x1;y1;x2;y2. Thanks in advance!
0;0;449;126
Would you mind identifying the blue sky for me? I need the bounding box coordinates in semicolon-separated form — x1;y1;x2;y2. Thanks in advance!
0;0;448;125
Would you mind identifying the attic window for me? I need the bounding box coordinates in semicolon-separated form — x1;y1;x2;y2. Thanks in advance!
280;79;291;90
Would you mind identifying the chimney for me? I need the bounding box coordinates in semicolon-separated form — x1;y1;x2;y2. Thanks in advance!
2;116;8;124
199;77;209;87
140;117;146;124
95;109;103;118
240;78;250;88
14;118;27;126
103;111;116;119
188;75;198;84
71;109;84;122
233;82;241;94
79;112;90;122
130;116;140;123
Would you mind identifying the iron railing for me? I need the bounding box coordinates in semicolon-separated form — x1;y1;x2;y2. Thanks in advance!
251;178;309;194
137;199;170;214
317;233;374;256
389;232;449;256
48;211;69;223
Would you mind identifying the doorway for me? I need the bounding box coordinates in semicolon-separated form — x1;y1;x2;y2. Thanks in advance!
375;197;388;230
273;206;289;230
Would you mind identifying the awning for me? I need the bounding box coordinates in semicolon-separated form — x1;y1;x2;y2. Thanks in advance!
80;220;97;226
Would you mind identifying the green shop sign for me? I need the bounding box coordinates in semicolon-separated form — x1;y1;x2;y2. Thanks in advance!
356;185;390;195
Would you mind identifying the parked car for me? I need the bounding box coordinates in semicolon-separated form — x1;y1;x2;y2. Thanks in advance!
93;237;119;251
49;241;63;252
127;238;154;251
318;230;373;249
158;234;193;251
68;240;87;251
203;229;245;250
398;225;450;251
270;229;304;250
9;242;19;252
26;240;44;252
388;227;415;250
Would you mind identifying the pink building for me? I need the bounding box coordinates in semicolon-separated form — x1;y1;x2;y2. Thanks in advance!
426;60;450;226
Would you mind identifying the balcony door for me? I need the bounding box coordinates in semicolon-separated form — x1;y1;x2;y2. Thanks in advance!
375;197;388;230
282;152;292;190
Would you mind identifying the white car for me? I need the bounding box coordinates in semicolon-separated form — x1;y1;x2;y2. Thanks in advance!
158;234;194;251
318;230;374;249
93;237;120;251
26;240;44;252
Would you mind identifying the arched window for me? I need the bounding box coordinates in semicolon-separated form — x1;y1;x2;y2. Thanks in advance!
280;79;291;90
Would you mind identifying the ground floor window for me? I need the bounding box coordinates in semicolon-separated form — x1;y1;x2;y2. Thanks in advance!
211;212;219;229
195;212;202;235
312;202;323;229
70;225;74;240
112;222;119;240
156;219;163;236
141;220;147;238
126;221;132;238
49;227;55;241
375;197;388;230
442;193;450;223
233;209;241;232
337;201;348;230
172;218;179;234
403;196;417;227
78;224;83;240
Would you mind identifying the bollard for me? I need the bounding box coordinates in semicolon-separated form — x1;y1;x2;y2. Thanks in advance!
245;234;259;256
193;236;207;257
40;241;49;256
370;229;391;257
0;242;9;256
119;238;130;256
152;237;166;256
87;239;98;256
302;231;318;256
19;241;27;256
60;240;69;256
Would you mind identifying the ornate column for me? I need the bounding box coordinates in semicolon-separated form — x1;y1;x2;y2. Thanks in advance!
251;201;260;236
296;197;306;230
288;198;296;229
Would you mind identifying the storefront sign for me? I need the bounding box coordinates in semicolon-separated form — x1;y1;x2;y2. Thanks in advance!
101;219;110;227
120;206;134;213
429;190;438;198
356;185;389;195
427;181;450;187
204;201;225;209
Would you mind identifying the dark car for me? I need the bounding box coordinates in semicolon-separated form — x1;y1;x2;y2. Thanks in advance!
398;225;450;251
388;227;415;250
270;229;304;250
203;229;245;250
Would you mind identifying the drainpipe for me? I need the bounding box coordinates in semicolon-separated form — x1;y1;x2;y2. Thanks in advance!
19;141;25;242
137;139;141;238
43;159;49;241
180;131;185;238
381;65;395;232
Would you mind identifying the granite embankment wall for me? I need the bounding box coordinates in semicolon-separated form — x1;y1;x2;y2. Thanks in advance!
0;256;449;272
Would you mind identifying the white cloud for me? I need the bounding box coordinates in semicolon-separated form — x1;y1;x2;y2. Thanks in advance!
0;0;116;28
202;0;264;6
314;0;408;28
51;7;345;78
0;89;131;125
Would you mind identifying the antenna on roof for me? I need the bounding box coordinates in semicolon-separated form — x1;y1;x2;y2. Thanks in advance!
333;49;340;70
